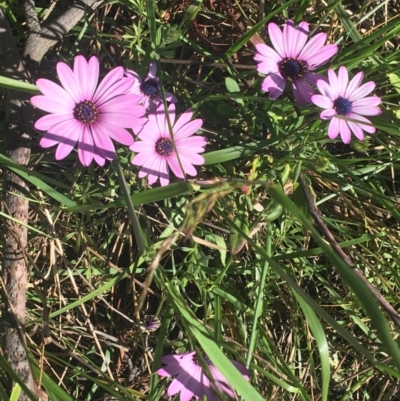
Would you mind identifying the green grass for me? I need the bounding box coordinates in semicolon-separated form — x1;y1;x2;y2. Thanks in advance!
1;0;400;400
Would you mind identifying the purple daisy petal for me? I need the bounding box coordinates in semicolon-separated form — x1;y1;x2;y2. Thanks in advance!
303;72;328;86
268;22;286;57
56;61;81;103
283;19;307;58
338;119;351;144
348;81;376;102
345;71;364;98
337;66;349;97
261;74;286;99
311;94;333;109
148;61;157;79
347;113;376;133
292;79;314;105
31;95;73;114
328;118;340;139
348;120;365;140
320;109;337;119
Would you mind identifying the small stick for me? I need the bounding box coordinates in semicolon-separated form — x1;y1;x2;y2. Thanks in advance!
299;173;400;329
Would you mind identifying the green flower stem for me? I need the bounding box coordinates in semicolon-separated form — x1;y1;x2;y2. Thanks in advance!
114;155;145;257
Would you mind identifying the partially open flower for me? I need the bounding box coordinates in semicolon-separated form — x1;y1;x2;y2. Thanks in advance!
126;62;177;109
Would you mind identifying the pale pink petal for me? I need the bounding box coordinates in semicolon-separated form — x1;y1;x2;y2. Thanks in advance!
306;44;338;68
92;66;124;104
168;156;185;179
337;66;349;97
254;44;281;71
73;55;89;99
94;122;134;146
178;387;195;401
50;120;83;159
99;94;145;114
34;114;73;131
348;81;375;102
86;56;100;99
316;78;336;101
348;120;365;140
57;61;81;103
35;79;75;105
328;118;340;139
99;112;145;128
40;135;59;148
131;151;157;166
175;119;203;140
345;71;364;99
292;79;314;105
176;150;205;165
255;60;280;74
91;127;116;160
351;105;381;116
327;69;339;98
320;109;337;119
130;140;154;153
261;74;286;99
268;22;286;57
179;157;200;176
293;21;309;56
95;77;136;107
93;151;106;166
172;109;194;134
352;96;381;108
31;95;73;114
78;126;95;166
338;119;351;144
298;32;326;61
311;94;333;109
158;158;170;186
176;136;207;149
284;20;306;58
347;113;376;133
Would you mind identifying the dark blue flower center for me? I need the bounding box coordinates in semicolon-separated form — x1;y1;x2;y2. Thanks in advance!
192;353;212;366
155;137;174;156
140;78;159;97
333;97;352;115
73;100;98;124
278;58;307;80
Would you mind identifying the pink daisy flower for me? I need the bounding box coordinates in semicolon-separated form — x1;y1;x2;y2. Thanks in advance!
130;103;206;186
31;55;147;166
126;61;177;109
254;19;338;105
157;351;250;401
311;66;382;143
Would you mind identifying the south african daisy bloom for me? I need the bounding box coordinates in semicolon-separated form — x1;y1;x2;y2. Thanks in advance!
157;351;250;401
254;19;338;105
311;66;382;143
130;103;206;186
31;55;147;166
126;61;177;109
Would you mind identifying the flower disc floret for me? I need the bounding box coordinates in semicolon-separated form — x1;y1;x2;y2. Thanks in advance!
31;55;147;166
254;19;338;105
311;66;382;143
140;78;160;97
130;103;207;187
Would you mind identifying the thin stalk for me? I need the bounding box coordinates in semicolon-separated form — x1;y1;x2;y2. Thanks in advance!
246;222;272;368
114;155;144;257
